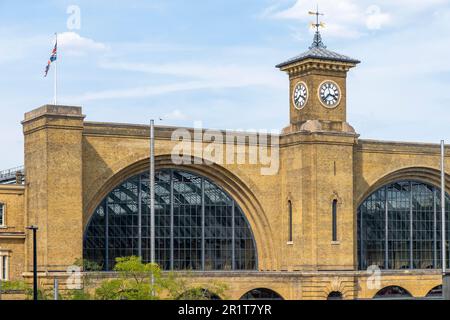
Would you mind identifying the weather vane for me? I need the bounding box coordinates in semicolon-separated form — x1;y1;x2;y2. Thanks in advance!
308;6;326;49
309;5;325;33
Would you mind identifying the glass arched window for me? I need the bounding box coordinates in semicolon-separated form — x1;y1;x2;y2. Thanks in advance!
83;169;257;271
426;285;442;298
327;291;343;300
374;286;412;299
358;180;450;270
240;288;284;300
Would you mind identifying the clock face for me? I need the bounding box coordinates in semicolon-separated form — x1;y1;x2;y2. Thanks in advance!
293;81;308;110
318;80;341;108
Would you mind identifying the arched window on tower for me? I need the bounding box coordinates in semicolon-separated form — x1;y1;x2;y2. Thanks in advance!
288;200;293;243
332;199;338;242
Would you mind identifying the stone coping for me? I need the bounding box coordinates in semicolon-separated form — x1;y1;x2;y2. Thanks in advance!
30;269;444;279
23;104;84;123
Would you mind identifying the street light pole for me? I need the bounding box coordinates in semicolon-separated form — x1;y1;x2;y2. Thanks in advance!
442;140;446;276
26;225;38;301
441;141;450;300
150;119;155;296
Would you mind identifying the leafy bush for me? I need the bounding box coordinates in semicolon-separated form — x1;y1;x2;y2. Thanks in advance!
92;256;227;300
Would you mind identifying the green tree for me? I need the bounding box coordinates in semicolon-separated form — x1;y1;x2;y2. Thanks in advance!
73;258;103;272
92;256;227;300
165;272;228;300
95;256;167;300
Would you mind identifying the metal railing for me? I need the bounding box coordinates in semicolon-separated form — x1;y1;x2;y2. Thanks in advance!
0;166;25;184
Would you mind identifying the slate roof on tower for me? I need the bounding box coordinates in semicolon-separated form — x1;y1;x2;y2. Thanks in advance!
276;30;360;68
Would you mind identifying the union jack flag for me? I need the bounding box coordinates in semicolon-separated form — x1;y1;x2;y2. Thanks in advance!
44;39;57;77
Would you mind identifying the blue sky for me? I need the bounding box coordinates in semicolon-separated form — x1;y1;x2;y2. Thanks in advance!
1;0;450;169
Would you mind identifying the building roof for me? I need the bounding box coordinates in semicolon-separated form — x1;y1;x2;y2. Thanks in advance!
276;31;360;68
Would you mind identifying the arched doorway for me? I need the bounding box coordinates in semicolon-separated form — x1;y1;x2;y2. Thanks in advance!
327;291;343;300
240;288;284;300
374;286;412;299
358;180;450;270
83;169;257;271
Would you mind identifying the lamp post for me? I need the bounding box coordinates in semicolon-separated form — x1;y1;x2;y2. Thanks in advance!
26;225;38;301
150;119;155;296
441;141;449;300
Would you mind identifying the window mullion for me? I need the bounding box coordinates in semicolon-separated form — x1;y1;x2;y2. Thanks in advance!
409;181;413;269
232;201;235;270
170;170;174;271
433;188;437;268
201;178;205;271
105;200;109;271
359;206;364;269
385;186;389;269
138;175;142;258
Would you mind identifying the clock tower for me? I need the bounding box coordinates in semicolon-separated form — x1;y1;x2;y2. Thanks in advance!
276;11;360;134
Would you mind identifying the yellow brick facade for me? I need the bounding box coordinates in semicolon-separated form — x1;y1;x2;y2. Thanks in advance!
0;46;449;300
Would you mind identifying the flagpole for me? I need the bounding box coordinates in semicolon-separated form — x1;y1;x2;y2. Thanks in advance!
54;32;58;105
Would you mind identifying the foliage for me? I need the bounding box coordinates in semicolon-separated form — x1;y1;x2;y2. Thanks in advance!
92;256;227;300
64;289;92;300
73;258;103;272
0;280;29;292
94;256;167;300
5;256;227;300
166;272;228;300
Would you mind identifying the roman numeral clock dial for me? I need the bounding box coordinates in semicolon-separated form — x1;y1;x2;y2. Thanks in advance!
319;80;341;108
293;81;308;110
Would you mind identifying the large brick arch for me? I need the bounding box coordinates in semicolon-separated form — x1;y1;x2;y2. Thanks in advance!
83;154;278;271
356;166;450;207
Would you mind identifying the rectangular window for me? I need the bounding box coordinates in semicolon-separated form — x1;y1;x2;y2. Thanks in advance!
0;204;4;226
288;201;293;242
332;200;338;242
0;254;8;281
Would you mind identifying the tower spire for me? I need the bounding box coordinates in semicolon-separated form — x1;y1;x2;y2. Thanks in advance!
308;6;326;49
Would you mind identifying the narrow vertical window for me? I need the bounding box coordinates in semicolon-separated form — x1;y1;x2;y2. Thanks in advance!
0;203;4;227
288;200;293;243
0;254;8;281
332;200;338;242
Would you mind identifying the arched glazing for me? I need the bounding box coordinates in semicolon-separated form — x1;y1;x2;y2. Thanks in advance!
84;169;257;271
358;180;450;270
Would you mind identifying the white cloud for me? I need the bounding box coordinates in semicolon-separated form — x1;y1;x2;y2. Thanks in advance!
66;70;283;102
365;5;390;30
262;0;449;39
99;61;281;85
66;60;284;102
58;32;108;56
0;30;46;65
68;81;206;101
268;0;365;38
164;109;189;121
